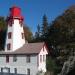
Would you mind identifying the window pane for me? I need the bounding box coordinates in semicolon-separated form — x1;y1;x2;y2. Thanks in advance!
40;55;42;62
6;55;9;63
13;55;17;62
7;43;11;50
26;55;30;63
8;32;12;39
8;20;14;26
14;68;17;74
21;33;24;39
19;20;23;27
27;68;30;75
43;55;45;62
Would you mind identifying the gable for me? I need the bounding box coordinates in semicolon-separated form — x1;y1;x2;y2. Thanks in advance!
39;45;48;55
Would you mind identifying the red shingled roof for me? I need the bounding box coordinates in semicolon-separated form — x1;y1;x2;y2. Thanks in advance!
0;42;46;55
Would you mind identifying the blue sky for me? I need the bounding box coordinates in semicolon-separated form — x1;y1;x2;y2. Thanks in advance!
0;0;75;33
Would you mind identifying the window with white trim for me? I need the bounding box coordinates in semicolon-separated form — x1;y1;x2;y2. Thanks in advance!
21;33;24;39
40;55;42;62
43;55;45;62
27;68;30;75
6;55;9;63
8;32;12;39
26;55;30;63
7;43;11;50
13;55;17;62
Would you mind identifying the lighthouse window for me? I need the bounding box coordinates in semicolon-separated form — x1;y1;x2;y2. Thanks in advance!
19;20;23;27
20;22;22;27
8;32;12;39
22;33;24;39
7;43;11;50
8;19;14;26
8;21;12;26
12;20;14;24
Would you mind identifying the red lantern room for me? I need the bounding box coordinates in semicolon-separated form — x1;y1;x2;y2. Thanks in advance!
10;6;21;17
8;6;24;20
7;6;24;25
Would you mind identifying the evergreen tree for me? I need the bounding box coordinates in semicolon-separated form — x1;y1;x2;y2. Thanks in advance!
34;24;42;42
0;17;7;50
41;14;48;38
37;24;41;37
35;24;40;38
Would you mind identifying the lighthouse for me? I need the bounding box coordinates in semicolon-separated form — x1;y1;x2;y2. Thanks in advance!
5;6;25;52
0;6;48;75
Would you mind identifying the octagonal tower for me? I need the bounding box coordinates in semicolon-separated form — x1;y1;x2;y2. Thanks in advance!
5;6;25;52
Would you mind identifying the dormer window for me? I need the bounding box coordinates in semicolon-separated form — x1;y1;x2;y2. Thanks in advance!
8;32;12;39
7;43;11;50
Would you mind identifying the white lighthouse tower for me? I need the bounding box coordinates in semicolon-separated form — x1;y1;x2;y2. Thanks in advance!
5;6;25;52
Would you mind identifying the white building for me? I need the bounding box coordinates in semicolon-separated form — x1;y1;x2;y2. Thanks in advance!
0;6;48;75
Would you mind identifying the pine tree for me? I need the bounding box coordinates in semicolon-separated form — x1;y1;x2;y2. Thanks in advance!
35;24;40;41
41;14;48;38
37;24;40;38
